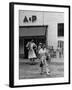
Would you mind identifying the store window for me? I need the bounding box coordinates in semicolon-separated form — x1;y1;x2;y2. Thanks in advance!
58;40;64;48
58;23;64;37
58;40;64;55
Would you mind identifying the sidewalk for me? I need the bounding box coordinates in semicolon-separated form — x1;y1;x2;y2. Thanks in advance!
19;57;64;64
51;57;64;63
19;57;64;79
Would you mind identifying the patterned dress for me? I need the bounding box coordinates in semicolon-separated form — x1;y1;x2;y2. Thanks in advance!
26;42;37;59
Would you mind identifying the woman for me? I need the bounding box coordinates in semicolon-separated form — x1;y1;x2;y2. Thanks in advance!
26;40;37;63
38;44;50;75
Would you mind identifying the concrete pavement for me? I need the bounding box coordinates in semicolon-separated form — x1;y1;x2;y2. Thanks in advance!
19;57;64;79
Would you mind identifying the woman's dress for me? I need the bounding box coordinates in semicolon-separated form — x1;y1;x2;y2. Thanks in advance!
26;42;37;59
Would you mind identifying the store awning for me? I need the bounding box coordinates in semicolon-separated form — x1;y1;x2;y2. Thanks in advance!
19;26;47;37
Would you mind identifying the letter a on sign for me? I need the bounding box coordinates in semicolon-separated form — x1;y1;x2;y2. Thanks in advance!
23;16;28;22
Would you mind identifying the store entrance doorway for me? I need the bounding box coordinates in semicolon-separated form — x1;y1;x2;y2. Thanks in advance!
24;37;46;59
19;26;48;59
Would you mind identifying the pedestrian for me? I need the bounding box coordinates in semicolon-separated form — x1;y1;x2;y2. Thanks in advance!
26;40;37;64
38;44;50;75
38;45;44;74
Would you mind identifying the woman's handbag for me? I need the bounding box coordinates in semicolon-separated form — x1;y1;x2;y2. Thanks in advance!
40;61;43;67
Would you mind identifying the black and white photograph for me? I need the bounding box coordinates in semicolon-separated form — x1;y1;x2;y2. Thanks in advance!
19;10;64;79
9;2;70;87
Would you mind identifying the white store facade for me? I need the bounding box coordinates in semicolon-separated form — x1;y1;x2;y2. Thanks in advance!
19;10;64;58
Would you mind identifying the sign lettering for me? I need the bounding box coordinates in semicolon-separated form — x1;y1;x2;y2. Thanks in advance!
23;15;37;23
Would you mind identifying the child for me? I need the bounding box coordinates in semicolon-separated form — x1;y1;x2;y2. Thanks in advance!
38;45;44;74
38;44;50;75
